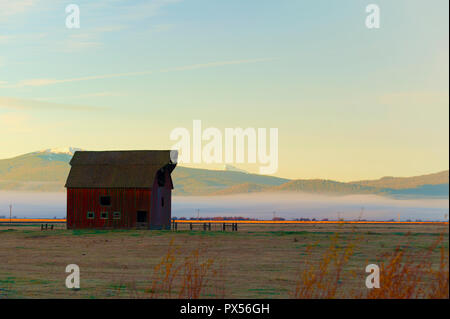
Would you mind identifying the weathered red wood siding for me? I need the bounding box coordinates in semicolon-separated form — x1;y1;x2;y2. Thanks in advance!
66;188;152;229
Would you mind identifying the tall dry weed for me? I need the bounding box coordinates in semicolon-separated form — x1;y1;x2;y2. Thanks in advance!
291;232;360;298
366;233;449;299
114;239;226;299
292;230;448;299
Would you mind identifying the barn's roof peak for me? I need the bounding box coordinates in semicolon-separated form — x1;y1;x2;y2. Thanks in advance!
65;150;177;188
70;150;177;166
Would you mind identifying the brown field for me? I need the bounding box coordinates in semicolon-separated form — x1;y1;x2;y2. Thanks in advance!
0;223;448;299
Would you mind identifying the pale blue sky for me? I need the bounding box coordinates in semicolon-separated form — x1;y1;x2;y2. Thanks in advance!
0;0;448;180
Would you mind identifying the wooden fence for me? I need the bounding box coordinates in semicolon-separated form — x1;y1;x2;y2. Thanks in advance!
172;220;238;232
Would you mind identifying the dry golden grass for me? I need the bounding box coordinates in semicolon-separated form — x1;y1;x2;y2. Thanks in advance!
0;223;447;299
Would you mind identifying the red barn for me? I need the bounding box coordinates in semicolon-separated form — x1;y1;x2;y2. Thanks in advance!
65;150;177;230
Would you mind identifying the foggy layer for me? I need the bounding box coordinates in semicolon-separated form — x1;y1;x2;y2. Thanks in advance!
173;193;449;221
0;191;448;221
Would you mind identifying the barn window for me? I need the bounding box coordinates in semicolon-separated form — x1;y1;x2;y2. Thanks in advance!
113;211;121;219
161;197;164;207
100;212;108;219
87;212;95;219
100;195;111;206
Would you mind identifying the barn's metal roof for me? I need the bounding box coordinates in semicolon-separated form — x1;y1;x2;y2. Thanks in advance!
65;150;177;188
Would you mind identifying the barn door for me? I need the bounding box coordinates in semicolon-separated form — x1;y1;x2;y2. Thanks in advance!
136;210;148;229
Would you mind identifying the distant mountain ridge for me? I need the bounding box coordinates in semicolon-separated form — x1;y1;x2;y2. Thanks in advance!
172;166;288;195
0;148;448;198
351;170;449;189
211;179;449;198
269;179;379;195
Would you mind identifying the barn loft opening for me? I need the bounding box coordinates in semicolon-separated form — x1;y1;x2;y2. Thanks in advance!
100;196;111;206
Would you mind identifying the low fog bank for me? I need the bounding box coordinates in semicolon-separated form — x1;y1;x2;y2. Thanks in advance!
173;193;449;221
0;191;65;219
0;191;448;221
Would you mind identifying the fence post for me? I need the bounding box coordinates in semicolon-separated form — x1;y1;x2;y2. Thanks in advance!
45;224;48;230
223;223;225;231
190;223;193;231
208;222;211;231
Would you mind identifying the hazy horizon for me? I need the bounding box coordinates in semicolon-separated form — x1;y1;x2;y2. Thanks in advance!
1;191;447;222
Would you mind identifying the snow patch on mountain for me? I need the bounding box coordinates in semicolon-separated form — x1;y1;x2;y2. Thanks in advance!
223;164;249;174
40;147;83;156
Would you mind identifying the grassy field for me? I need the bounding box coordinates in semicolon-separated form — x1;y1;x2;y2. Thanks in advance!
0;223;448;299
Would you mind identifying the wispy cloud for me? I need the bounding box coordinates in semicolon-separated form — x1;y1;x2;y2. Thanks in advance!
0;96;107;111
161;58;276;72
61;25;128;52
0;35;15;43
149;23;175;33
0;71;155;88
379;91;449;108
0;58;277;88
36;91;123;101
118;0;183;20
0;33;46;44
94;25;128;33
0;0;37;21
64;40;103;51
